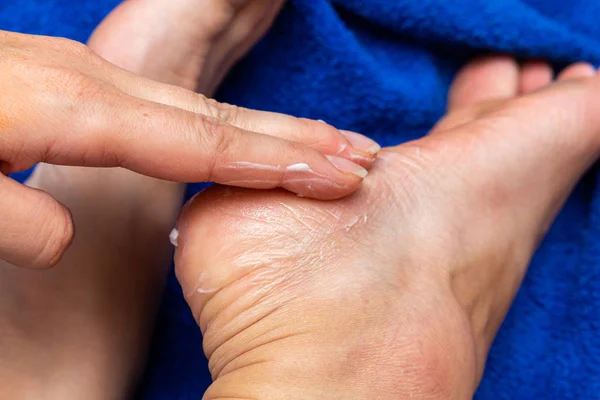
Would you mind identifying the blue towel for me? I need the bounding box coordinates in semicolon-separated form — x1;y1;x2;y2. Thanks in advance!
3;0;600;398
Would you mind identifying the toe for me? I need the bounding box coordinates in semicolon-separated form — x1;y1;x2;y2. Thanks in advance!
519;61;553;94
448;55;520;111
434;55;519;134
558;62;596;81
429;72;600;251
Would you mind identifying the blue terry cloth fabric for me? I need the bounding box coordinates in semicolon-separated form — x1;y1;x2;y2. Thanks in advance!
3;0;600;398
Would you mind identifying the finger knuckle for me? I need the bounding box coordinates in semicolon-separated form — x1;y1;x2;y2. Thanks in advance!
42;66;116;127
204;98;241;126
193;116;239;179
210;121;237;158
49;37;108;75
56;37;94;59
59;69;107;100
31;193;74;268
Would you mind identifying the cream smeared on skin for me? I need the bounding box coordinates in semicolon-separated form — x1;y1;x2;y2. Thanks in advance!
226;161;315;174
226;161;283;171
344;216;360;231
197;287;219;294
186;272;219;297
185;198;369;297
218;161;351;197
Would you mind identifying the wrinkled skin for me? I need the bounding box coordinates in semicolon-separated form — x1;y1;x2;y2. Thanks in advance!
174;58;600;399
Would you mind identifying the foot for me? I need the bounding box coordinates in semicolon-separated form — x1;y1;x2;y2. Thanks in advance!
0;1;284;399
89;0;285;95
173;57;599;399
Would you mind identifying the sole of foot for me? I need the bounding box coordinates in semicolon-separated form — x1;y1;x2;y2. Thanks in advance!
173;57;599;399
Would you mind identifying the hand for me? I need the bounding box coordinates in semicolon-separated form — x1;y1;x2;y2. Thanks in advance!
0;3;320;398
0;30;378;268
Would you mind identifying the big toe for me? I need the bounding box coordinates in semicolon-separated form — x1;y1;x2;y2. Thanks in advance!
435;55;521;133
448;55;520;110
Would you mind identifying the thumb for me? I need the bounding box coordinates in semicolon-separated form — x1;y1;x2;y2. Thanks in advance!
0;172;74;268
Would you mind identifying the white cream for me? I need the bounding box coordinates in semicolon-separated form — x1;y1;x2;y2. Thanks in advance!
186;272;221;297
226;161;282;171
336;143;348;155
225;161;317;175
343;216;360;231
196;287;219;294
169;229;179;247
286;163;312;172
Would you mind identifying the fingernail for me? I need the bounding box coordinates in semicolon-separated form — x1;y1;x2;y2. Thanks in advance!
169;228;179;247
326;155;368;178
340;130;381;154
